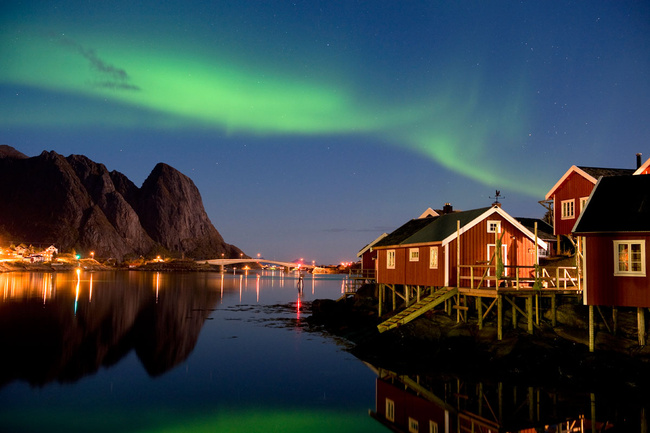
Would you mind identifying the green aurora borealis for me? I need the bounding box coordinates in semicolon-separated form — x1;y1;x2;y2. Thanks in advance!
2;20;536;194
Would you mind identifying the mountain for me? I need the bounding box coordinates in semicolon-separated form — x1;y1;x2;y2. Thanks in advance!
0;146;244;260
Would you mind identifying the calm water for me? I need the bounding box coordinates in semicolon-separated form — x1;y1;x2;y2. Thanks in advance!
0;271;645;432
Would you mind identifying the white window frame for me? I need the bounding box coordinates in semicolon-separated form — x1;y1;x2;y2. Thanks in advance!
487;220;501;233
561;199;575;220
386;398;395;422
429;421;439;433
387;250;396;269
408;417;419;433
429;246;439;269
579;196;589;214
613;240;646;277
409;248;419;262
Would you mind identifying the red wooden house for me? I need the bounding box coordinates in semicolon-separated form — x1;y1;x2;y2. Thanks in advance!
574;175;650;308
373;205;547;289
356;232;387;274
544;165;634;237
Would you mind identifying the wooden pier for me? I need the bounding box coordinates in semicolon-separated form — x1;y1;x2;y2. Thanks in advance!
376;263;583;341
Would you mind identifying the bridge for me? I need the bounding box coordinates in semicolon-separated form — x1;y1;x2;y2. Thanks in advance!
201;258;314;270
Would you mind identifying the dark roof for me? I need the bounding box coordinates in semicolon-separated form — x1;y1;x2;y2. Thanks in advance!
574;175;650;233
578;166;635;179
374;216;438;247
403;207;491;244
516;218;555;241
377;207;493;247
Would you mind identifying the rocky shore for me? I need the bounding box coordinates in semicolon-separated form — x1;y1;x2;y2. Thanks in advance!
307;284;650;391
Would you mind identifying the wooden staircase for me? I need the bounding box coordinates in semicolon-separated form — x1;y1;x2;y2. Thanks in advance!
377;287;458;333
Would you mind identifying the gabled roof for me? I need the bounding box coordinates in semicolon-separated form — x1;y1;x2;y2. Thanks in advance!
418;207;439;218
634;156;650;175
545;165;635;200
377;206;547;249
357;233;388;257
374;216;438;248
403;208;490;245
515;218;555;242
573;175;650;234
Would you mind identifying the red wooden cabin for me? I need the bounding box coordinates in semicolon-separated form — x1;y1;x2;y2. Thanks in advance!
574;175;650;308
374;206;546;288
545;165;634;237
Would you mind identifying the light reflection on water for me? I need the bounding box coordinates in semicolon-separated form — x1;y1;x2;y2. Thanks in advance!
0;270;645;432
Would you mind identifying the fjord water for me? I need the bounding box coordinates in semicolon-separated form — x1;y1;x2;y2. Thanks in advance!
0;271;382;432
0;271;646;432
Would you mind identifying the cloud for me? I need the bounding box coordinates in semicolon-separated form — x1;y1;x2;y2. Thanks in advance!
52;34;140;91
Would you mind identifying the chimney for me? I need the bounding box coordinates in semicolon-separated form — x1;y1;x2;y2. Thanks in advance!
442;203;453;214
637;153;643;169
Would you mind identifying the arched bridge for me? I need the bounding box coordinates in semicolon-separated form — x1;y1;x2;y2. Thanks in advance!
201;258;314;270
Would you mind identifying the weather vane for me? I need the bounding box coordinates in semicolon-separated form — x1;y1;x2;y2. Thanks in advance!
490;190;505;205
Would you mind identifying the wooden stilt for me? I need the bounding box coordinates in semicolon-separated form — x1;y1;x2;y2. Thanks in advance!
638;307;646;346
613;307;618;335
477;296;483;329
551;294;556;327
378;284;382;317
527;295;533;334
392;285;396;311
497;295;503;340
528;386;534;421
589;305;595;352
535;294;539;326
512;296;517;329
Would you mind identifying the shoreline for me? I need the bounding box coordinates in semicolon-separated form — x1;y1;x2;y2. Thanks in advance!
307;285;650;391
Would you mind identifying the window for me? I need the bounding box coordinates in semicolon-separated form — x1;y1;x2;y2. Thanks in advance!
387;250;396;269
579;196;589;213
614;241;646;276
561;199;575;219
429;247;439;269
409;248;419;262
429;421;439;433
487;220;501;233
408;417;419;433
385;399;395;422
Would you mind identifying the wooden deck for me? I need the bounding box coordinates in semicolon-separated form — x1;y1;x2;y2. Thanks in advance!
376;263;583;340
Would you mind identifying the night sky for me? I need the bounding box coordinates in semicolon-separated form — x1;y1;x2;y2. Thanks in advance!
1;1;649;264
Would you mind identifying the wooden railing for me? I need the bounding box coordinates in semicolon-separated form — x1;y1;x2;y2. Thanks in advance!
458;264;581;291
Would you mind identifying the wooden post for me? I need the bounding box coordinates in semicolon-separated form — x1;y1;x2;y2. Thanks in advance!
378;284;383;317
535;294;539;326
512;297;517;329
551;294;557;327
589;305;595;352
478;297;483;329
497;294;503;340
457;220;461;289
638;307;646;346
527;295;533;334
392;285;396;311
613;307;618;335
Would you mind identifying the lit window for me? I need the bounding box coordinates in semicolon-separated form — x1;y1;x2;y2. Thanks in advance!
487;220;501;233
409;417;419;433
579;196;589;213
386;399;395;422
561;199;575;219
409;248;419;262
429;247;438;269
387;250;396;269
429;421;439;433
614;241;646;276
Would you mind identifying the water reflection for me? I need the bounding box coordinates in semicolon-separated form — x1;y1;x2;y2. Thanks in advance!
367;366;630;432
0;271;221;387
